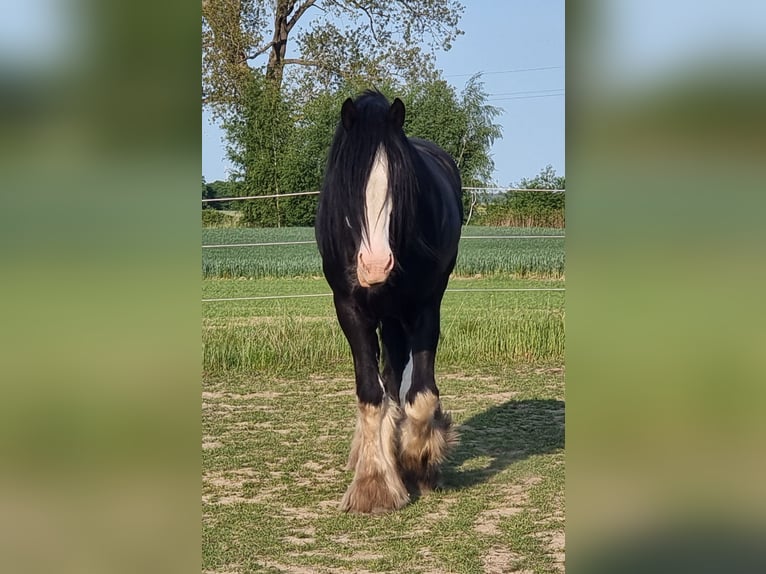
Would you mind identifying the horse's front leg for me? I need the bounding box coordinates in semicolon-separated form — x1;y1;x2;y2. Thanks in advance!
399;303;458;493
334;296;409;514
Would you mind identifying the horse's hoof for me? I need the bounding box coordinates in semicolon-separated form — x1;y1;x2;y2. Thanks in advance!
340;471;409;514
399;392;459;488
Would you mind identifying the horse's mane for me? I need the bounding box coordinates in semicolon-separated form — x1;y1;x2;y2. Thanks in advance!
316;90;423;264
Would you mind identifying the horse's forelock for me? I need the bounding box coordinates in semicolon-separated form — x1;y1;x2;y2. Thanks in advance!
318;91;426;263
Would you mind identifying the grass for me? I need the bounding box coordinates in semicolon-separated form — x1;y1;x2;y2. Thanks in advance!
202;364;564;574
202;226;565;279
202;226;565;573
202;277;564;374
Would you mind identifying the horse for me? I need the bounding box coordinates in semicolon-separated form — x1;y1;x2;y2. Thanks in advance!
315;90;463;513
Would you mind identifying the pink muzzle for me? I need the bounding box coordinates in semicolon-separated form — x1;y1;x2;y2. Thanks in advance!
357;250;394;287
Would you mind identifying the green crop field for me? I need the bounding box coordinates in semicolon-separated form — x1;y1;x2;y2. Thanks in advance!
202;226;565;279
202;226;565;573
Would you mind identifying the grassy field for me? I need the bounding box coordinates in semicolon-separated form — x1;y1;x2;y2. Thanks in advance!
203;277;564;374
202;226;565;573
202;226;565;279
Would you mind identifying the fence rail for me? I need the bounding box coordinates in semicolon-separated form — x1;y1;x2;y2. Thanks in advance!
202;288;565;303
202;187;565;204
202;235;565;249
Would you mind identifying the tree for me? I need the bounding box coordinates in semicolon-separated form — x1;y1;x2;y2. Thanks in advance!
403;75;501;219
203;0;464;119
515;164;565;190
220;74;501;227
202;177;216;209
204;1;465;227
204;179;238;210
226;78;294;226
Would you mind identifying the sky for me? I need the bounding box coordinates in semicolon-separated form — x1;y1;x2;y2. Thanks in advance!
597;1;766;89
202;0;565;187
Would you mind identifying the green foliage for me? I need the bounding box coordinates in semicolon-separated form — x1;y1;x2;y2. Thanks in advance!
275;90;355;226
226;77;293;227
203;178;238;211
204;1;477;228
402;75;502;190
202;175;213;208
223;77;501;227
473;165;566;227
202;0;463;117
202;209;238;227
517;164;565;191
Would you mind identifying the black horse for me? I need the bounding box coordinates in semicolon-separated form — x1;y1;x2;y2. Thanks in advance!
315;90;463;513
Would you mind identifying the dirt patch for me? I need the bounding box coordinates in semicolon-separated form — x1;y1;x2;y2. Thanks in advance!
474;506;525;535
252;559;317;574
202;439;223;450
283;534;315;546
547;530;566;571
204;390;282;401
534;366;564;375
203;468;289;505
481;546;528;574
421;496;459;522
532;523;565;572
474;476;542;535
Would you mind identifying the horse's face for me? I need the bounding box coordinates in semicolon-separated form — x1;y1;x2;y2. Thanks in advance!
340;96;406;288
357;147;394;287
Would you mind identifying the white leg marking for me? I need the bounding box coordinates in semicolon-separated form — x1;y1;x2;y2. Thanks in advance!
399;351;413;405
340;397;409;513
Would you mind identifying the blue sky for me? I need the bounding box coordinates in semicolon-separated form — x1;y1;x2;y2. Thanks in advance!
202;0;565;187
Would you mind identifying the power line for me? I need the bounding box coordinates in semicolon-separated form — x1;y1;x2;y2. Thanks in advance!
488;93;565;102
488;88;564;97
445;65;563;78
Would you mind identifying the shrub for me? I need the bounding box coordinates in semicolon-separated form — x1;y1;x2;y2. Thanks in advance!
202;210;238;228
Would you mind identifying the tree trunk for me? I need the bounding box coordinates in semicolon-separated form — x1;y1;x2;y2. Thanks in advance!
266;0;292;88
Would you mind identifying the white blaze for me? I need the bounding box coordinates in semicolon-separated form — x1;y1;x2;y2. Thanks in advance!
399;351;413;405
361;148;392;259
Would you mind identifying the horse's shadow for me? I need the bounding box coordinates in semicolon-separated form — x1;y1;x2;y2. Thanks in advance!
442;398;565;490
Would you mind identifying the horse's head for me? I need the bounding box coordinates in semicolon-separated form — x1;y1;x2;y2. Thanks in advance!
340;94;406;287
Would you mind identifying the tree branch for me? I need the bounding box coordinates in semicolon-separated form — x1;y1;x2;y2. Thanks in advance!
345;0;381;43
249;40;275;60
287;0;317;32
282;58;323;67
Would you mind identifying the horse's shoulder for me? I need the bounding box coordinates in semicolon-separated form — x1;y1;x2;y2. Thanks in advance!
407;138;460;186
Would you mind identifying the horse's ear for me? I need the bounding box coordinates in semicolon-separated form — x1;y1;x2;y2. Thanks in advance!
341;98;357;130
389;98;405;128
